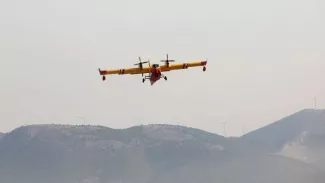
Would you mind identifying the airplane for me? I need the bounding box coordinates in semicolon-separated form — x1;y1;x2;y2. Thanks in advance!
98;54;207;85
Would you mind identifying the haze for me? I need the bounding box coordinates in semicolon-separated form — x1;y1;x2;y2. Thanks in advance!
0;0;324;136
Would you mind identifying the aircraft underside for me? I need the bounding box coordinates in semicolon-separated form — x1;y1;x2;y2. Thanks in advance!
143;74;167;85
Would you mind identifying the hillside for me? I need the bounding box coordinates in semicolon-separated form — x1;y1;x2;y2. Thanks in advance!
0;110;324;183
0;124;230;183
241;109;325;167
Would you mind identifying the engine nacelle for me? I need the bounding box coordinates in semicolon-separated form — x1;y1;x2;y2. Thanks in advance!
203;66;206;71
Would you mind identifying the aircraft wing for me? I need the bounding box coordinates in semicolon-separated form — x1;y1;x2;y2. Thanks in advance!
160;61;207;72
98;66;151;75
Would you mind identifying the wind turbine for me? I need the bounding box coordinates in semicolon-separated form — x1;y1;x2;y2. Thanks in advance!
242;126;246;136
220;120;228;137
314;97;317;109
76;117;86;124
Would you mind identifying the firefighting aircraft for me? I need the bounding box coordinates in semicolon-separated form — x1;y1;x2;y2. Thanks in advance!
98;54;207;85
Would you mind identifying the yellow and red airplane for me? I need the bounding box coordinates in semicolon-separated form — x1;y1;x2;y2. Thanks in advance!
98;54;207;85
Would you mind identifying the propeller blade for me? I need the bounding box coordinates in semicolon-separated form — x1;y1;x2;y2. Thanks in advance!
160;60;175;62
161;54;175;63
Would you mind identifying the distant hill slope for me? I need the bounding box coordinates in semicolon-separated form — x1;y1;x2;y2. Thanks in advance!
241;109;325;167
0;122;324;183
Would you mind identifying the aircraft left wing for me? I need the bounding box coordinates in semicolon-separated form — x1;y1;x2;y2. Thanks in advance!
159;61;207;72
98;66;151;76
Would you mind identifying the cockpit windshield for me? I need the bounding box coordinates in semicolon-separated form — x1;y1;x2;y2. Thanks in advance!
152;64;159;68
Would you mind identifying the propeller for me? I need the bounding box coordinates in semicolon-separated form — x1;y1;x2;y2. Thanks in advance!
134;56;149;76
160;54;175;67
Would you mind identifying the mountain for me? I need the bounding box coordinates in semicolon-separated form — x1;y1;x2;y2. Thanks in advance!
0;132;3;140
241;109;325;168
0;110;324;183
0;124;230;183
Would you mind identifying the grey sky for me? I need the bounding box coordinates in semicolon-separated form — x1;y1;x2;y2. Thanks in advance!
0;0;324;136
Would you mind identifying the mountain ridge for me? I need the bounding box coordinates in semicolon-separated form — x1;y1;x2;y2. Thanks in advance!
241;108;325;168
0;109;324;183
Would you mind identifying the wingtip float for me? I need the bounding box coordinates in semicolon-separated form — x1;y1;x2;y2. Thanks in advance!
98;54;207;86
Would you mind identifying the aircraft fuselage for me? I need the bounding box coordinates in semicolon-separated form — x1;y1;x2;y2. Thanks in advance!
149;67;162;85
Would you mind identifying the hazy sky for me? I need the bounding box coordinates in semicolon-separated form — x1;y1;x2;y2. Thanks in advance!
0;0;324;136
